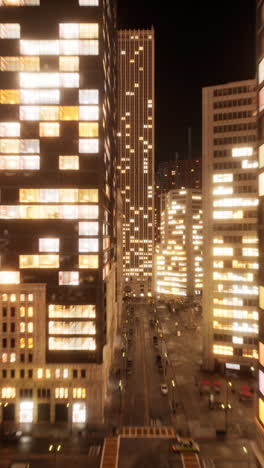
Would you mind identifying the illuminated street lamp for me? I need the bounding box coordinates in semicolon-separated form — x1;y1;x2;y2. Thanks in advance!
49;443;62;467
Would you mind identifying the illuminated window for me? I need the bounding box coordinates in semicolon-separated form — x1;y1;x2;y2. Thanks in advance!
213;247;233;256
79;221;99;235
59;155;79;170
19;401;33;424
28;337;33;348
79;238;98;252
79;138;99;153
79;0;99;4
39;238;59;253
0;90;19;104
0;204;99;220
0;0;39;4
60;106;79;120
59;40;98;55
28;306;33;317
40;106;59;121
0;56;40;71
79;189;98;202
213;173;233;183
0;122;20;137
1;387;15;399
0;271;20;284
0;23;20;38
80;24;98;39
79;89;98;104
79;255;98;268
46;369;51;379
20;106;40;121
59;24;98;40
59;56;79;71
72;402;86;423
232;147;253;158
213;345;233;356
49;321;95;335
19;255;59;268
49;304;96;319
59;271;79;285
49;336;96;351
20;307;25;317
60;73;79;87
20;338;25;349
73;388;86;399
79;105;99;120
37;368;43;379
259;398;264;426
20;40;59;55
55;388;68;399
260;342;264;367
39;123;60;137
63;369;68;379
20;90;60;105
59;24;79;39
79;122;98;137
20;322;25;333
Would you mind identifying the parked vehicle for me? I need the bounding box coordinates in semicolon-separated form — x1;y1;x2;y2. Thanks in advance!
160;384;168;395
1;431;22;442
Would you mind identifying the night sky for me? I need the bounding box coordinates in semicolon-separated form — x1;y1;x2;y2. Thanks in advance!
117;1;256;165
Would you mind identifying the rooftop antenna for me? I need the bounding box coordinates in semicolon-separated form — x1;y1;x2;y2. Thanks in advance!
188;126;192;160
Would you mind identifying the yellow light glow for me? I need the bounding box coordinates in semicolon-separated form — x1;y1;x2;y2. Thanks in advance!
0;271;20;284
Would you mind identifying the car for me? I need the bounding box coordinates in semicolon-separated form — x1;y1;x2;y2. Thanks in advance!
156;354;162;363
171;437;200;453
160;384;168;395
152;335;158;344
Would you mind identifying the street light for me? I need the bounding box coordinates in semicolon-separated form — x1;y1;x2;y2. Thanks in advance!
242;445;250;468
49;443;62;468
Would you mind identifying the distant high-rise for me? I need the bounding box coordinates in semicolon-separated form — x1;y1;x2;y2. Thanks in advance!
117;29;155;297
155;189;203;298
202;80;258;373
0;0;118;425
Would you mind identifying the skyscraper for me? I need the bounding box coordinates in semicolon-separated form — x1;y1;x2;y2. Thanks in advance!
256;0;264;453
155;188;203;298
117;29;155;298
202;80;258;373
0;0;117;425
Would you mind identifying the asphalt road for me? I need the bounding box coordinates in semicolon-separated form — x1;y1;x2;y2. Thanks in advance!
121;303;171;427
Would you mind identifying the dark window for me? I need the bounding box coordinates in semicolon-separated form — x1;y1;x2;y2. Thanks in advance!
2;369;7;378
10;323;15;332
10;307;15;317
10;369;15;378
73;369;78;378
10;338;15;348
81;369;86;378
20;354;25;363
20;369;25;378
2;338;7;348
2;307;7;317
28;369;33;378
28;353;33;362
2;323;7;332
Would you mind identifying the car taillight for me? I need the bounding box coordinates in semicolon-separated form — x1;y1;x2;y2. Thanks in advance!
172;445;176;451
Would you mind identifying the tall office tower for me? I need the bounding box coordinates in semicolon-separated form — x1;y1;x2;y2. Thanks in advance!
155;158;202;243
256;0;264;454
117;29;155;298
202;80;259;374
0;0;118;425
155;189;203;298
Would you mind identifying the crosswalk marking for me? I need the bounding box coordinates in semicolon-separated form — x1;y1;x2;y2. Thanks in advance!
181;453;202;468
100;437;119;468
88;444;101;457
119;426;176;438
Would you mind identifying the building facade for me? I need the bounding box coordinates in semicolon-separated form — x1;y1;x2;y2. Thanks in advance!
0;0;117;425
117;29;155;298
155;189;203;298
155;158;201;243
202;80;258;373
256;0;264;458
